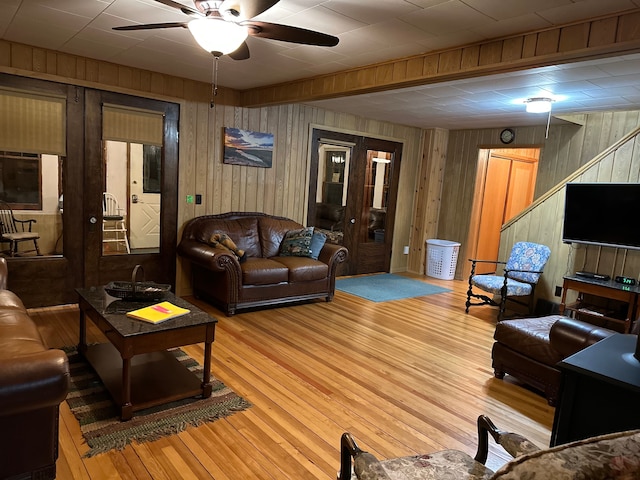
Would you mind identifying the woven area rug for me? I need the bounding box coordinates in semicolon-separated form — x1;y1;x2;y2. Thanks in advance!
336;273;451;302
64;347;251;457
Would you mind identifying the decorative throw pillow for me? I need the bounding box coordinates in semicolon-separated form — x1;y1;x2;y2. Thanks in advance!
209;233;247;263
309;231;327;260
279;227;314;257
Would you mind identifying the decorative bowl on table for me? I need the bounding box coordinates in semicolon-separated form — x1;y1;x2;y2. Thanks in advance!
104;265;171;302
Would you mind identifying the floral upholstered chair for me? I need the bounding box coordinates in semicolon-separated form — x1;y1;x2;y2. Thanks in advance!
465;241;551;321
338;415;640;480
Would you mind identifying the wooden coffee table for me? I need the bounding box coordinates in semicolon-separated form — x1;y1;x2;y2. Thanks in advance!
76;286;218;421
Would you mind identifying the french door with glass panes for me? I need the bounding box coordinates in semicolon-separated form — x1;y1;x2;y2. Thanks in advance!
307;129;402;275
84;90;179;289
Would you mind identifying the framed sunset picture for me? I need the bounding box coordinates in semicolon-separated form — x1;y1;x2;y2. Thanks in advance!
223;127;274;168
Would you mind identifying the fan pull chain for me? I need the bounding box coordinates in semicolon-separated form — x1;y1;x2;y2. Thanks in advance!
545;108;551;139
210;54;220;108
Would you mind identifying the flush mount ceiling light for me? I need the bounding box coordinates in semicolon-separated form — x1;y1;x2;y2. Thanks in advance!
522;96;557;138
524;97;554;113
187;17;248;56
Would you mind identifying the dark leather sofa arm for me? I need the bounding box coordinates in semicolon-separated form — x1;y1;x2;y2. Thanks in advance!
317;242;348;267
549;317;616;358
177;239;241;272
0;349;69;415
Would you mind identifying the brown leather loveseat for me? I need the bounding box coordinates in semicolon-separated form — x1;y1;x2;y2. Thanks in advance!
178;212;348;315
0;258;70;480
492;314;616;405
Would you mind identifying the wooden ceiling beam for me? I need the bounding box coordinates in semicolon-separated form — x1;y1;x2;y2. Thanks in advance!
240;9;640;108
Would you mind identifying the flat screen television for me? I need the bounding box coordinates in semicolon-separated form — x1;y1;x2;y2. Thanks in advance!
562;182;640;250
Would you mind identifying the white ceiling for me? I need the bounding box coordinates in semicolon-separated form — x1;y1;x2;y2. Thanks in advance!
3;0;640;129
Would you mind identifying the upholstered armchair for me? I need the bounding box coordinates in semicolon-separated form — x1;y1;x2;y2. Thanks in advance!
339;415;640;479
465;241;551;321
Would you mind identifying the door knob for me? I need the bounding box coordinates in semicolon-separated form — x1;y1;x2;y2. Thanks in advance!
89;216;97;224
350;218;356;224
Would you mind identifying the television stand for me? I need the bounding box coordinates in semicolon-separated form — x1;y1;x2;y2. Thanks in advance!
551;334;640;446
559;275;638;333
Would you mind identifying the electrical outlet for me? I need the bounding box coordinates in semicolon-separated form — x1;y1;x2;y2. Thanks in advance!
555;285;562;297
403;245;409;255
195;194;202;204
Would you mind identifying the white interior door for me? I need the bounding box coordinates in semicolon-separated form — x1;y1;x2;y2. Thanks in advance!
129;143;160;250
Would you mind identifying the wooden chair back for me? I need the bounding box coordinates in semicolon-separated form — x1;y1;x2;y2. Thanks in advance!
0;202;18;235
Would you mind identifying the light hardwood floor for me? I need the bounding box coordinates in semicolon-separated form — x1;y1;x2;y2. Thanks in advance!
29;274;555;479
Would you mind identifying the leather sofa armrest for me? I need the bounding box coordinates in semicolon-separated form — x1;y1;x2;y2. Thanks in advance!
0;349;69;415
317;242;348;266
549;317;616;358
178;239;241;272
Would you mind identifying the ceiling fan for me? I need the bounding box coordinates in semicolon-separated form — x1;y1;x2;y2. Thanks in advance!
113;0;340;60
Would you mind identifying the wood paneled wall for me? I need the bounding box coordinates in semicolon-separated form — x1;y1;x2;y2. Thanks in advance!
409;128;448;274
6;37;639;305
436;125;547;280
501;126;640;306
242;9;640;106
0;39;425;296
435;111;640;283
0;40;238;105
535;112;640;197
176;103;425;294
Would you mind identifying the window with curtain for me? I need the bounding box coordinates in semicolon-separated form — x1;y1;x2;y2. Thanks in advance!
0;88;66;210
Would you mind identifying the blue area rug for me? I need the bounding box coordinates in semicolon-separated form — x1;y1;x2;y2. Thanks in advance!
336;273;451;302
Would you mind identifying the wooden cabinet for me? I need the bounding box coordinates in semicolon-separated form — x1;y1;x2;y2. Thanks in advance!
551;334;640;446
559;275;639;333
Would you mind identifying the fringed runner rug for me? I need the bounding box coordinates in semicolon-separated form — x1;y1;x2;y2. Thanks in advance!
64;347;251;457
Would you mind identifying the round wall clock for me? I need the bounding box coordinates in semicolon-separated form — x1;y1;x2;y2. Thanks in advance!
500;128;515;144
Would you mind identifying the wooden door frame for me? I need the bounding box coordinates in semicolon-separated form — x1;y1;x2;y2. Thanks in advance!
465;146;540;280
307;128;403;275
357;136;403;274
0;73;84;307
0;75;180;306
84;89;179;289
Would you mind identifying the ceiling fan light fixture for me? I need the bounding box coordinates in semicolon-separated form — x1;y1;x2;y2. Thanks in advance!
524;97;554;113
187;17;248;55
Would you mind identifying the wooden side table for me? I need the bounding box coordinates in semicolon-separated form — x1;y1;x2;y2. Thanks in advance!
559;275;639;333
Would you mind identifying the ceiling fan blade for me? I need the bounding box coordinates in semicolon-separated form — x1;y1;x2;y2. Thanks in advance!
153;0;202;17
244;21;339;47
219;0;280;20
228;42;250;60
113;22;189;31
